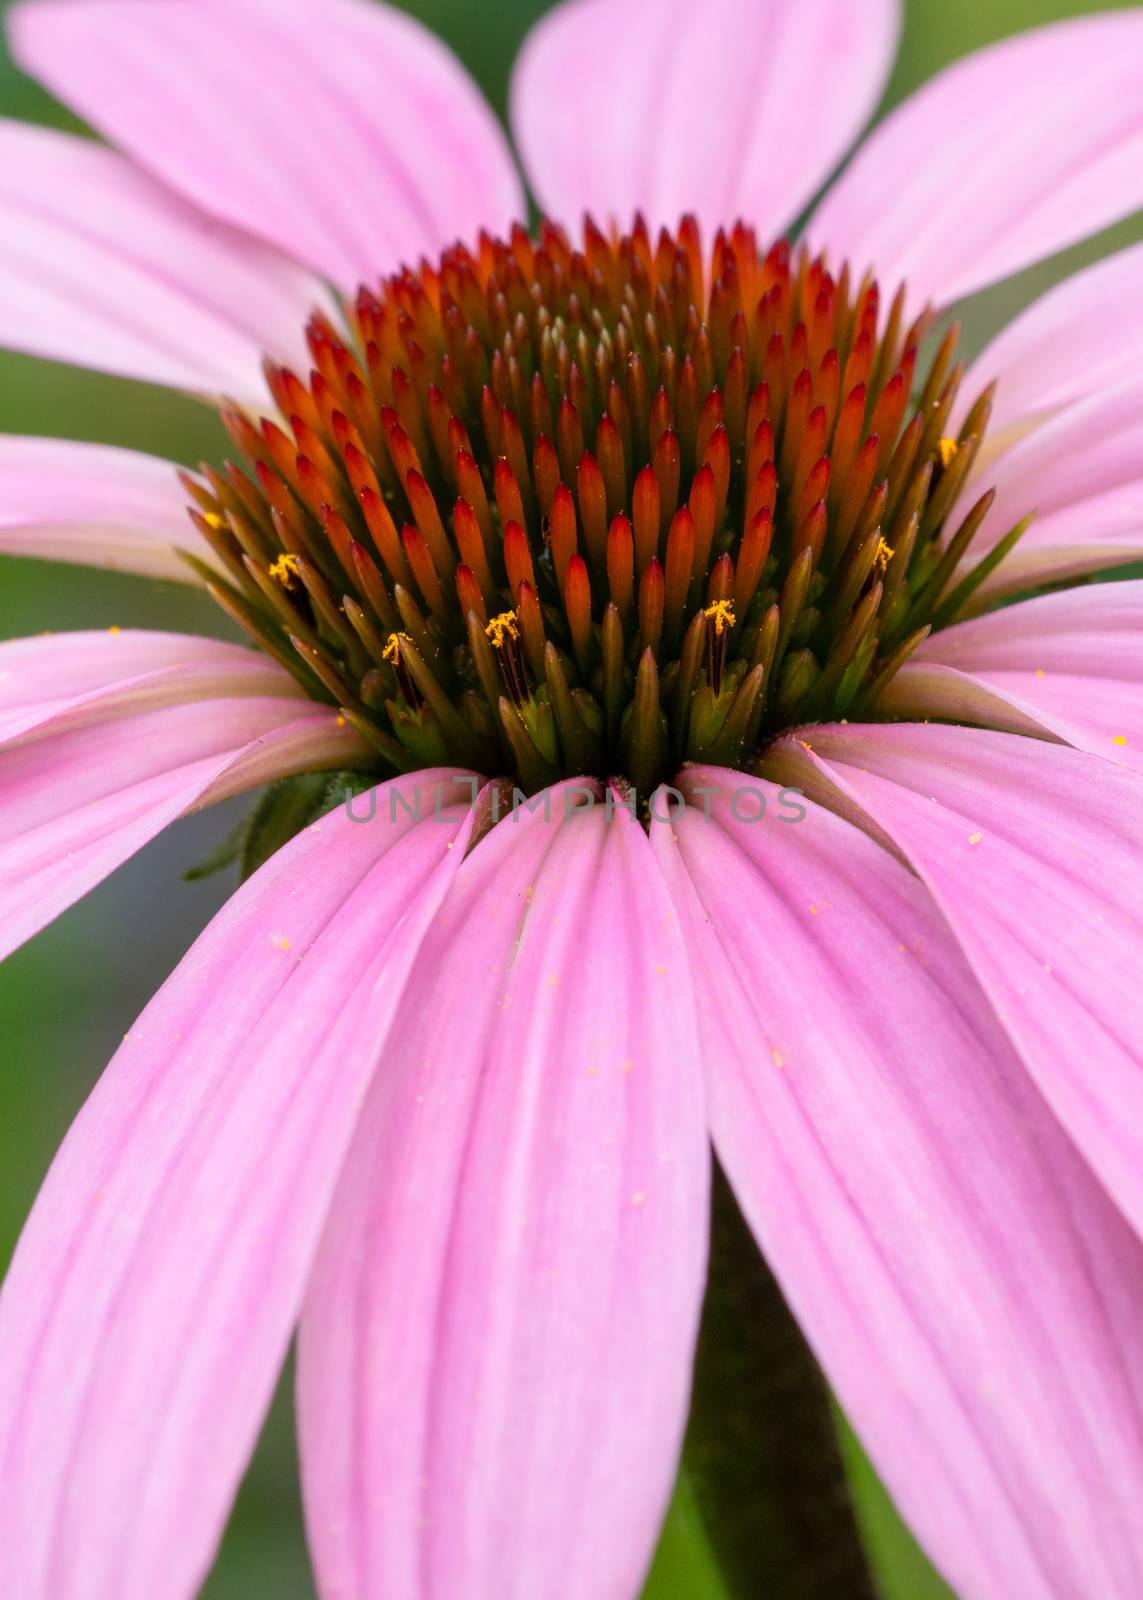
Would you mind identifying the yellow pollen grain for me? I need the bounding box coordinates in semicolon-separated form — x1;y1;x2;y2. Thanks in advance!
937;437;959;469
702;599;736;637
874;536;894;573
271;932;291;951
655;964;666;976
485;609;519;647
968;832;982;846
631;1191;647;1207
108;625;121;636
383;631;409;666
1112;735;1127;747
269;552;300;586
622;1058;633;1074
1035;669;1045;678
772;1048;785;1070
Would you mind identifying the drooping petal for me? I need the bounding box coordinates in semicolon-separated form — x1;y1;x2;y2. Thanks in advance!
0;437;210;582
299;784;708;1600
10;0;525;289
652;768;1143;1600
966;374;1143;600
0;630;299;745
809;12;1143;312
769;725;1143;1246
0;118;328;396
0;696;368;961
0;772;479;1600
511;0;899;242
959;241;1143;442
882;583;1143;772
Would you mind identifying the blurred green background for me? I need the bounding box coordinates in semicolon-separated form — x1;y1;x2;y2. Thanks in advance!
1;1;1140;1595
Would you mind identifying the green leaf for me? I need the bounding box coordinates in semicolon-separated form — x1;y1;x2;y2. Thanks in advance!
239;773;341;881
641;1471;729;1600
837;1415;956;1600
182;813;250;882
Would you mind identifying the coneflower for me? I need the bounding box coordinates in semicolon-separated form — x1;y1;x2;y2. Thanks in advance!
1;2;1142;1598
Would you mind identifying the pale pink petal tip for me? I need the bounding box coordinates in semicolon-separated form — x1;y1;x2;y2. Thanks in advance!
960;241;1143;440
0;437;213;582
811;11;1143;311
10;0;525;287
0;117;327;395
0;693;368;962
511;0;900;241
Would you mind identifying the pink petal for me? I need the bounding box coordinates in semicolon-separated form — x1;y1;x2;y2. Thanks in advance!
809;13;1143;311
0;117;328;396
0;629;299;745
652;768;1143;1600
299;784;708;1600
0;772;479;1600
960;242;1143;440
511;0;899;241
774;724;1143;1245
0;436;211;582
882;583;1143;771
964;374;1143;601
10;0;524;289
0;697;367;960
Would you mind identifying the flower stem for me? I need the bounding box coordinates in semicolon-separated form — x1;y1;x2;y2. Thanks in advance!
683;1163;878;1600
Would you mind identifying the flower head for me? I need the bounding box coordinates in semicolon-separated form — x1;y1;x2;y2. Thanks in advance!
2;2;1143;1599
189;220;1014;799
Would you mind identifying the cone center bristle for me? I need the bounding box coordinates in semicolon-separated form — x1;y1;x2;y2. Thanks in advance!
186;214;1019;797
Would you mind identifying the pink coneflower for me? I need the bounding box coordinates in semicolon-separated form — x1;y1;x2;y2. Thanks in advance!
2;1;1143;1596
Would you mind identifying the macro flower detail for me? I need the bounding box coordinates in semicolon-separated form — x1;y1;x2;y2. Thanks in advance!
0;2;1142;1599
186;222;1013;797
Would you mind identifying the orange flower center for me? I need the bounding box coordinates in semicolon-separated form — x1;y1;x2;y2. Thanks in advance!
185;215;1021;794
